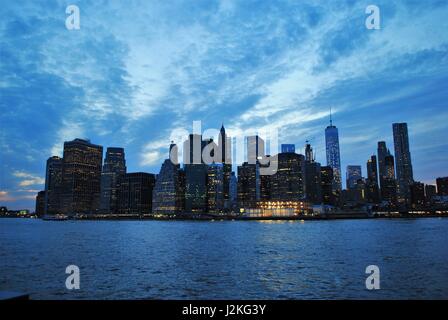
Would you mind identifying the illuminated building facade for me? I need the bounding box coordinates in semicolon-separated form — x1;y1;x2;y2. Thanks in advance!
325;119;342;192
237;162;259;208
270;152;305;201
100;147;126;214
60;139;103;215
152;153;184;214
207;163;224;212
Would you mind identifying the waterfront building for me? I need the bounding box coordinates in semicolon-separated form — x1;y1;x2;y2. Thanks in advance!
325;115;342;192
304;143;322;205
366;155;380;203
410;181;425;209
436;177;448;196
237;162;259;208
270;152;306;201
152;147;184;214
229;171;238;208
185;163;208;213
44;156;63;214
100;147;126;214
60;139;103;215
321;166;334;206
393;123;414;205
346;165;364;205
377;141;390;196
425;184;437;205
259;161;272;201
207;163;224;212
381;154;398;206
35;191;46;216
118;172;155;214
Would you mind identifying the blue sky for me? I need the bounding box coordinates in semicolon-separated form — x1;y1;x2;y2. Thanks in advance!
1;0;448;210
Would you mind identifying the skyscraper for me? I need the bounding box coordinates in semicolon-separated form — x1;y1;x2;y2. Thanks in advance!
393;123;414;205
270;152;306;201
366;155;380;203
185;163;208;213
382;154;397;206
377;141;389;190
35;191;46;216
325;115;342;192
436;177;448;196
321;166;334;205
100;147;126;214
346;165;362;190
44;156;63;214
304;143;321;204
60;139;103;215
207;163;224;213
218;125;232;205
152;145;184;214
117;172;155;214
237;162;259;208
410;182;425;209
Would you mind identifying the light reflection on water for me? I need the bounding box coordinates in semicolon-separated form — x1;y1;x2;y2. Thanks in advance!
0;217;447;299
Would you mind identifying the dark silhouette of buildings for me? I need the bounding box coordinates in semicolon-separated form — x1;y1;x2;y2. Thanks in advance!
44;156;63;214
366;155;380;203
34;120;446;215
425;184;437;206
377;141;391;199
185;163;208;213
304;143;322;204
410;181;425;208
35;191;46;216
60;139;103;215
393;123;414;205
100;147;126;214
321;166;334;205
118;172;155;214
382;154;397;206
437;177;448;196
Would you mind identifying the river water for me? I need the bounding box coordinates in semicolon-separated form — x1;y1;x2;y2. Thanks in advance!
0;217;447;299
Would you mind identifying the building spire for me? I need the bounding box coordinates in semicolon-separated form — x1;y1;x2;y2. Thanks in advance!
330;106;333;126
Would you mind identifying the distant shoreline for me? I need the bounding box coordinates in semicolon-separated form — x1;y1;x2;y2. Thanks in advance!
2;212;448;222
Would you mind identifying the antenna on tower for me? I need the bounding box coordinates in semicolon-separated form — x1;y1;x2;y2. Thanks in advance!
330;106;333;126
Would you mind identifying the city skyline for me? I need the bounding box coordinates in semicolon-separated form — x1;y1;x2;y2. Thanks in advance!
2;1;448;210
15;120;448;214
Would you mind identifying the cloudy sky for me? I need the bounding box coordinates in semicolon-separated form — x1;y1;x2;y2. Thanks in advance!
1;0;448;210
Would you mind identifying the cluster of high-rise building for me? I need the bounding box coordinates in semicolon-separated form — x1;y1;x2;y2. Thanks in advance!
35;121;448;216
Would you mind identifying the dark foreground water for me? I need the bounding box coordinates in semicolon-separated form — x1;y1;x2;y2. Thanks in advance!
0;217;447;299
